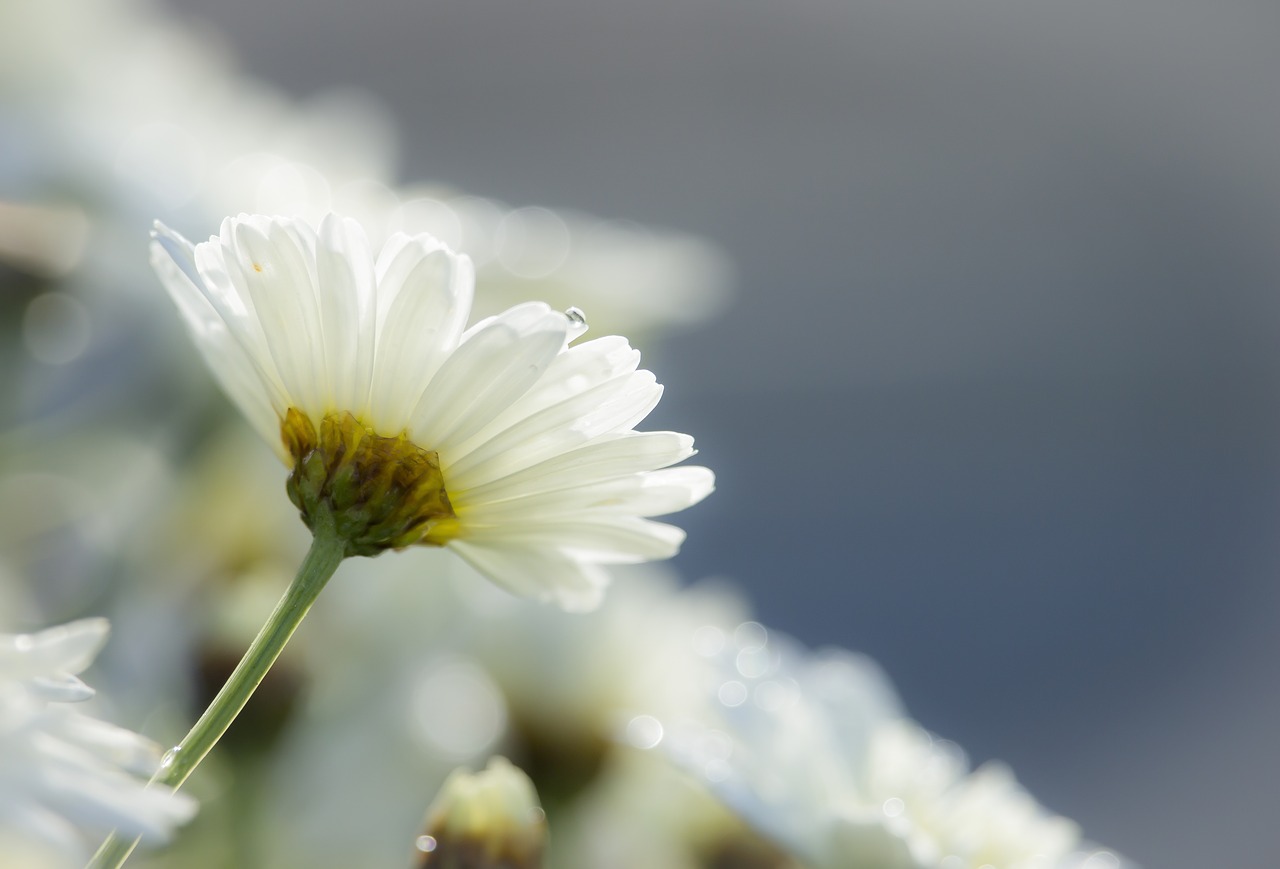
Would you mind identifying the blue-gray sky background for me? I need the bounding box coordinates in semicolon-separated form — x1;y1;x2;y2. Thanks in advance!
165;2;1280;865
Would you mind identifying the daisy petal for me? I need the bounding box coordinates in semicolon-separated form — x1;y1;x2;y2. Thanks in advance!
461;516;687;564
443;370;663;489
460;466;715;520
411;303;569;447
315;214;377;413
448;541;609;612
367;234;473;430
457;431;698;504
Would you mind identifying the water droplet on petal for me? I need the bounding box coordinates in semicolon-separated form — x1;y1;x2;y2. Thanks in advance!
415;835;438;853
563;306;588;340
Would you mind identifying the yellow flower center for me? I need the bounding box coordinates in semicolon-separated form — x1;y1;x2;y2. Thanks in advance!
281;408;456;557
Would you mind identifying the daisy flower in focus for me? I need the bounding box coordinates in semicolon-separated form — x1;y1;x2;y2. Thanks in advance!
0;618;196;866
150;213;713;610
644;625;1124;869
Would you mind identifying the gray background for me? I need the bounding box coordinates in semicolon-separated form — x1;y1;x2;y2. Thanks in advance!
165;1;1280;865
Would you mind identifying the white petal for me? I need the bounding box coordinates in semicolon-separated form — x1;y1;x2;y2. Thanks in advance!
366;236;473;430
315;214;377;414
36;757;196;842
191;220;291;409
42;715;163;777
447;541;609;612
449;336;641;454
0;802;82;856
410;303;568;448
457;431;697;504
461;466;715;520
226;217;328;419
150;227;283;452
459;516;686;564
0;618;108;683
443;370;662;489
26;674;95;703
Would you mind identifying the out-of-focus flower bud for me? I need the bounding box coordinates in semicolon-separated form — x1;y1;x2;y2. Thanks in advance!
414;757;546;869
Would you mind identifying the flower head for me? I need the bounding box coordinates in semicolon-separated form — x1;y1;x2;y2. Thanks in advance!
150;213;712;610
0;618;196;864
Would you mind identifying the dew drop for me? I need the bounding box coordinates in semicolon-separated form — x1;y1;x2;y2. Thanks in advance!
563;306;589;340
415;835;437;853
882;797;905;817
159;747;180;773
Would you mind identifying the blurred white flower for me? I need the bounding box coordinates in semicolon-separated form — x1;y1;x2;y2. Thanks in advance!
151;213;712;609
390;190;732;339
647;626;1123;869
553;748;798;869
416;756;546;868
0;618;196;866
0;0;397;223
2;0;728;336
234;561;752;869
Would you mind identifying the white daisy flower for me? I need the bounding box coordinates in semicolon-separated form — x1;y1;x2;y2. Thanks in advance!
645;625;1124;869
150;212;713;611
0;618;196;865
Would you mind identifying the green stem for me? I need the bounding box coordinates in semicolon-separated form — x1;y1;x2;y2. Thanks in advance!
87;520;347;869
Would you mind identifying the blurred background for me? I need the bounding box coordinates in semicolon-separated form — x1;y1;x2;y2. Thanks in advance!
8;0;1280;866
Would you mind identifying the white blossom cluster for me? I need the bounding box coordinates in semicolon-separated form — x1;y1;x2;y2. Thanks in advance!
0;0;1129;867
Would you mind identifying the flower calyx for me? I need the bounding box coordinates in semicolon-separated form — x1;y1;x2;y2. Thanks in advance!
282;409;455;557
